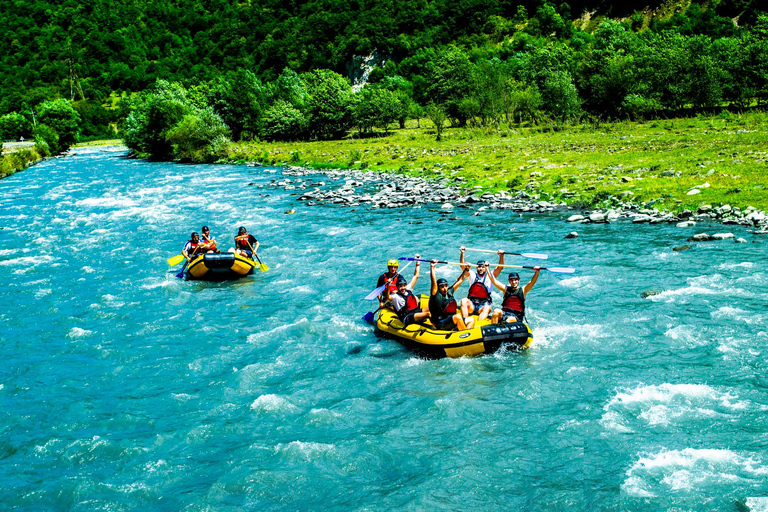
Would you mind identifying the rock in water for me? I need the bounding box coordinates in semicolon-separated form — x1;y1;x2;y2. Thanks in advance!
673;245;692;252
564;231;578;239
641;290;660;298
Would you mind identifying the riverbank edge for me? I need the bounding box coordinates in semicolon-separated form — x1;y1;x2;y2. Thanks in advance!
0;148;46;179
258;163;768;238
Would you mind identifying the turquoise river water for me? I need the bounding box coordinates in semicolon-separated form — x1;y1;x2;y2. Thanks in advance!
1;146;767;511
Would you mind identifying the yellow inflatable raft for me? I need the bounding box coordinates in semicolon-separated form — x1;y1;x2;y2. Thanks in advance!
375;295;533;358
186;252;256;280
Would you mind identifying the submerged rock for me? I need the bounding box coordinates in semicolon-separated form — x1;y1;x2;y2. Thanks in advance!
564;231;578;239
641;290;660;298
673;244;692;251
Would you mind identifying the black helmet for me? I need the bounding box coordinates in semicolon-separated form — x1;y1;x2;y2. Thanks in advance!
396;275;407;285
202;225;209;232
436;278;448;286
191;231;199;238
238;226;247;234
508;272;520;280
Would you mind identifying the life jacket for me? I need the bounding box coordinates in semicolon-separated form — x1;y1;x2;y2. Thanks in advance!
235;234;251;250
201;236;217;250
394;290;420;321
467;272;492;301
502;286;525;313
380;272;400;294
186;239;202;254
434;295;457;321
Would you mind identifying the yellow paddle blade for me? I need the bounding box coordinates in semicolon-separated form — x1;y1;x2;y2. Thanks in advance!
167;254;185;266
259;263;269;272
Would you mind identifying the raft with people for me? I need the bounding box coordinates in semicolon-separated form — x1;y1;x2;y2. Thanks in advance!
168;225;268;281
374;294;533;358
366;248;575;359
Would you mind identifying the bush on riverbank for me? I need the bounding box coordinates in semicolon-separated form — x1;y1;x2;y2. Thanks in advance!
0;147;43;178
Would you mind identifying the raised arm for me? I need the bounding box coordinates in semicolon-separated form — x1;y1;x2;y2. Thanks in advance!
492;249;505;278
430;260;438;295
487;269;507;292
452;265;470;289
408;253;421;290
523;267;541;295
459;246;466;265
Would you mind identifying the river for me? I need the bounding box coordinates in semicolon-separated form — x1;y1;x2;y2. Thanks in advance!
1;146;767;510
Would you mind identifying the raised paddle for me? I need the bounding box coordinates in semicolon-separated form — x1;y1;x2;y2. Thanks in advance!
247;241;268;272
363;261;413;301
398;257;576;274
464;247;548;260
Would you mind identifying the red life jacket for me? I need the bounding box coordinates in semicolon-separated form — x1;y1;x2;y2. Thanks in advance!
442;298;457;315
235;234;252;250
380;272;400;294
394;290;420;320
467;273;492;301
502;286;525;313
187;240;202;254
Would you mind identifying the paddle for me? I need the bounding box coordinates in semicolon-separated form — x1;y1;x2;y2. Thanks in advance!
176;242;203;279
167;254;185;266
464;247;548;260
363;261;413;301
247;240;268;272
398;257;576;274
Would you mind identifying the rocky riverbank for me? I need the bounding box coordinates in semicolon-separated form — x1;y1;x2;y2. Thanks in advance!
261;164;768;235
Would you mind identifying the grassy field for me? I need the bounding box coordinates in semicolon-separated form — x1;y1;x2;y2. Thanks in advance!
224;111;768;213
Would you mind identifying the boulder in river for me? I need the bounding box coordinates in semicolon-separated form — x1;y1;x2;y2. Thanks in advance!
564;231;578;239
641;290;660;298
687;233;712;242
673;244;692;251
710;233;735;240
567;214;585;222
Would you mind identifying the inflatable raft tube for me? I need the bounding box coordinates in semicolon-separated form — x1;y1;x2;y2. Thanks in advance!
186;252;256;280
375;295;533;358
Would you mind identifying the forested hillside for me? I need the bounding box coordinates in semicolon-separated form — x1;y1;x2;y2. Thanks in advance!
0;0;765;158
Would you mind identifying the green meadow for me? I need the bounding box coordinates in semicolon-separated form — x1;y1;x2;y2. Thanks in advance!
225;111;768;214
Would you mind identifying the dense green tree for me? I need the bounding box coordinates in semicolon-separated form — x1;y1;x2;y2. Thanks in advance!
354;86;401;134
259;100;309;141
302;69;355;139
122;80;192;157
208;69;267;141
165;108;230;162
35;99;81;150
0;112;32;140
424;45;476;126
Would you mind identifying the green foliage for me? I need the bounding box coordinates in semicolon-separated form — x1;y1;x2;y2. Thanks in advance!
425;103;447;141
165;108;230;162
122;80;192;157
35;100;81;150
259;100;308;141
33;124;60;155
354;86;401;134
0;112;32;140
540;70;581;122
302;69;355;139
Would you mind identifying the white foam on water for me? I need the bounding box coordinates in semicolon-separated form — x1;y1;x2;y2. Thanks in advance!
83;266;95;273
621;448;768;497
274;441;336;462
664;324;710;347
0;255;55;267
34;288;52;298
746;497;768;512
246;317;311;345
718;262;754;270
557;275;594;289
250;394;298;414
602;383;749;432
316;227;349;236
67;327;93;339
76;196;137;208
712;306;764;325
535;322;605;348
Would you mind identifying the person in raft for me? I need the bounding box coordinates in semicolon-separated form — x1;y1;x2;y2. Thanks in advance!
428;260;475;331
458;246;505;322
488;267;540;324
199;225;220;253
182;232;204;262
383;256;431;326
377;258;403;308
232;226;259;259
